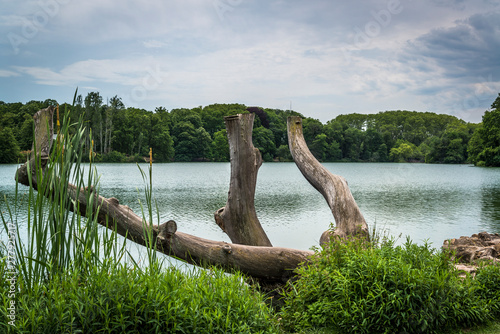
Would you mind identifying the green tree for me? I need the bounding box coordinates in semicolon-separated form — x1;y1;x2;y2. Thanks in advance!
310;133;328;161
252;126;276;162
276;144;292;161
200;104;247;136
326;140;342;161
0;127;20;163
389;140;421;162
476;108;500;166
302;118;323;144
17;116;34;151
149;113;174;162
212;129;229;162
467;127;484;164
491;93;500;110
342;127;364;161
172;121;212;161
84;91;103;153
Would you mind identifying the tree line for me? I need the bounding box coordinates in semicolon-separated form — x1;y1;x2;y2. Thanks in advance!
1;92;499;166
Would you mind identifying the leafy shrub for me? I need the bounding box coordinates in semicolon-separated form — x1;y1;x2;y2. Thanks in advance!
126;153;144;163
279;237;492;334
101;150;127;162
474;263;500;316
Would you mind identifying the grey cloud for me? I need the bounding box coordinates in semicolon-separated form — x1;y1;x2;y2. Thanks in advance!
407;12;500;79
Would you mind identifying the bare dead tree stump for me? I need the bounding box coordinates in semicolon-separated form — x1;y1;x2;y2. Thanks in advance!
287;116;369;244
16;106;54;186
214;113;272;247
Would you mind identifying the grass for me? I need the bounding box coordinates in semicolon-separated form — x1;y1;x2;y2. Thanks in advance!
0;257;275;333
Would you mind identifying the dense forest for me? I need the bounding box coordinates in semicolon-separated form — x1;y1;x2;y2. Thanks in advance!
1;92;499;166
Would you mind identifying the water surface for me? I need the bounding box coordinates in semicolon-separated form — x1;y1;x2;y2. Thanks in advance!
1;162;500;252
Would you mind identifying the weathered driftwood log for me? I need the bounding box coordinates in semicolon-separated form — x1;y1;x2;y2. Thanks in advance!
287;116;369;244
214;113;272;247
16;107;311;284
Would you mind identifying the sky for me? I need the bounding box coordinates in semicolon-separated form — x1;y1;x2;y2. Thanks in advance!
1;0;499;124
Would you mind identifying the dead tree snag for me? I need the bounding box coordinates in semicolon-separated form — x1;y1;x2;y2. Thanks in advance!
287;116;369;244
214;113;272;247
16;108;311;285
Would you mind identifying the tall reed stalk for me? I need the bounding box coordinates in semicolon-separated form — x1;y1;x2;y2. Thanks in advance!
136;147;162;272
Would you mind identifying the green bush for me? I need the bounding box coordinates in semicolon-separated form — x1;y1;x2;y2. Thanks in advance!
279;237;492;334
475;264;500;316
101;150;127;162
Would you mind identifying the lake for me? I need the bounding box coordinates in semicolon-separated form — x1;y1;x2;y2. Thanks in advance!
1;162;500;254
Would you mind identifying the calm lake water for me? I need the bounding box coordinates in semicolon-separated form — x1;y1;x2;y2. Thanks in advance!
1;162;500;253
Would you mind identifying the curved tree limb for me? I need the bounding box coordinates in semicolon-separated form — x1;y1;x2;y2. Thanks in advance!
287;116;369;244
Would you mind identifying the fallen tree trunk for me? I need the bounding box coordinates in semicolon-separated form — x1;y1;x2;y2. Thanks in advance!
287;116;369;244
16;107;311;285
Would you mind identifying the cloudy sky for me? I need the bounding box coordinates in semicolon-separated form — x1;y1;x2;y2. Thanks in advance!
1;0;499;123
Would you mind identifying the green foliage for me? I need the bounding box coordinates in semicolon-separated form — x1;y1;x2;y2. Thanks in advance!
0;127;20;163
3;93;500;164
475;264;500;316
253;126;277;162
389;140;422;162
471;108;500;167
100;150;127;162
279;238;494;334
212;129;230;162
0;263;276;334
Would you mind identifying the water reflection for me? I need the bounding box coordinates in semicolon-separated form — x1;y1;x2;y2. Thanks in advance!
481;186;500;230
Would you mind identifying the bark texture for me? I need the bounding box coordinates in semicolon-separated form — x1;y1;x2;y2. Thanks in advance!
214;113;272;247
287;116;369;244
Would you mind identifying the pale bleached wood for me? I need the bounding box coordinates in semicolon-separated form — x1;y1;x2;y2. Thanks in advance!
214;113;272;247
287;116;369;243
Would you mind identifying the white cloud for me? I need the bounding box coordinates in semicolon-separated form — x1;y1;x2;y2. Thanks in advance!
0;69;20;77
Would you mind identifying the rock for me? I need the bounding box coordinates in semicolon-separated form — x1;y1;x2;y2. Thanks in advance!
443;231;500;264
455;264;477;278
